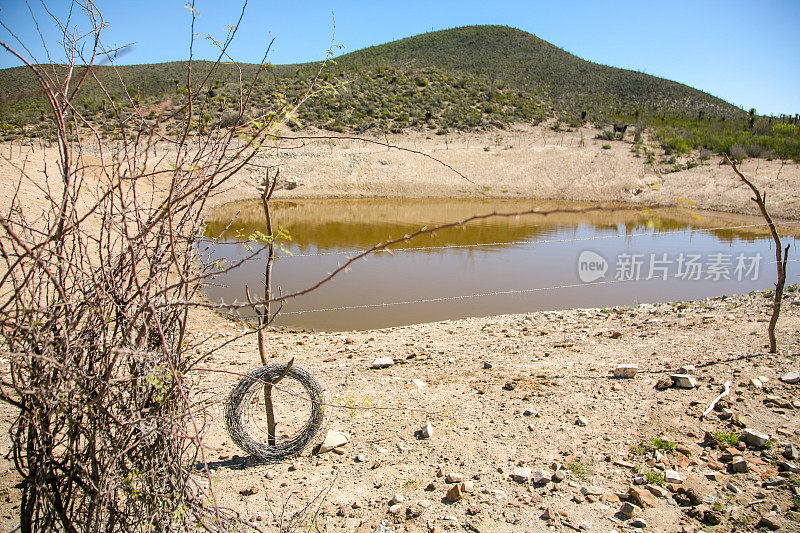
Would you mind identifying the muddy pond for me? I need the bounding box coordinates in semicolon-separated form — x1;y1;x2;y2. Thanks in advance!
200;198;799;331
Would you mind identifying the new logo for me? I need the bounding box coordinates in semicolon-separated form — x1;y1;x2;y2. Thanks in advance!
578;250;608;283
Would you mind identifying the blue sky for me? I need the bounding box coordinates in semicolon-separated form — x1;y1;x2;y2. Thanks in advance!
1;0;798;115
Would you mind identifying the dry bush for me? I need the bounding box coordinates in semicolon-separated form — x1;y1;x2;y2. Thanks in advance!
0;2;327;530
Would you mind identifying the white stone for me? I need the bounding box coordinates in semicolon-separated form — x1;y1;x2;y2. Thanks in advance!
371;357;394;369
445;472;465;483
411;378;426;389
390;493;405;505
780;371;800;384
512;467;532;483
421;422;434;439
576;415;589;427
388;504;402;514
750;378;763;389
533;469;552;484
741;428;770;448
664;470;682;484
319;430;350;453
613;364;638;378
726;482;743;494
671;374;697;389
490;489;507;499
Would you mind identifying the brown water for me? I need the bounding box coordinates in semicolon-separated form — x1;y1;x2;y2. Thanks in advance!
201;198;799;331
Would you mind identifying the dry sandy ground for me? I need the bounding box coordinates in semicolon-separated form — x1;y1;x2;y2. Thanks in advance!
1;126;800;532
2;123;798;220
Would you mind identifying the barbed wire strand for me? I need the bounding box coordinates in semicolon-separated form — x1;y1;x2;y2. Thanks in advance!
193;258;800;320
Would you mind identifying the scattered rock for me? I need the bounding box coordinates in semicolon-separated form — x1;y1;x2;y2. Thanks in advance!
628;486;658;508
727;481;742;494
388;503;402;515
238;486;258;496
730;459;749;473
405;505;423;519
483;361;493;369
552;469;567;482
541;507;557;521
512;467;532;483
390;494;405;505
671;374;698;389
762;476;786;488
373;523;394;533
411;378;426;389
420;422;434;439
758;511;782;530
780;371;800;384
646;484;670;498
785;443;800;460
371;357;394;369
503;381;516;391
629;518;647;529
445;472;465;484
678;365;696;375
675;444;693;456
581;485;604;496
619;501;640;518
703;508;723;525
766;395;795;408
613;364;638;378
575;415;588;427
749;378;763;389
741;428;770;448
445;483;464;502
655;377;673;390
533;469;552;485
319;430;351;453
664;470;682;484
778;461;800;473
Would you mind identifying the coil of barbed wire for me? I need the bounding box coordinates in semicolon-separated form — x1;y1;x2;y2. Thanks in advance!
225;363;324;462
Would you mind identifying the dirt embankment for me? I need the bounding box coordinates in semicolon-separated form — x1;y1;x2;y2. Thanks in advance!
3;124;797;220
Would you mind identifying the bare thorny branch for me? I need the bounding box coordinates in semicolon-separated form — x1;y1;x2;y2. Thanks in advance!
0;1;321;530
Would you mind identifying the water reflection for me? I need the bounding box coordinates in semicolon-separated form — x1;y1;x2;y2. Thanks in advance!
201;198;799;331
